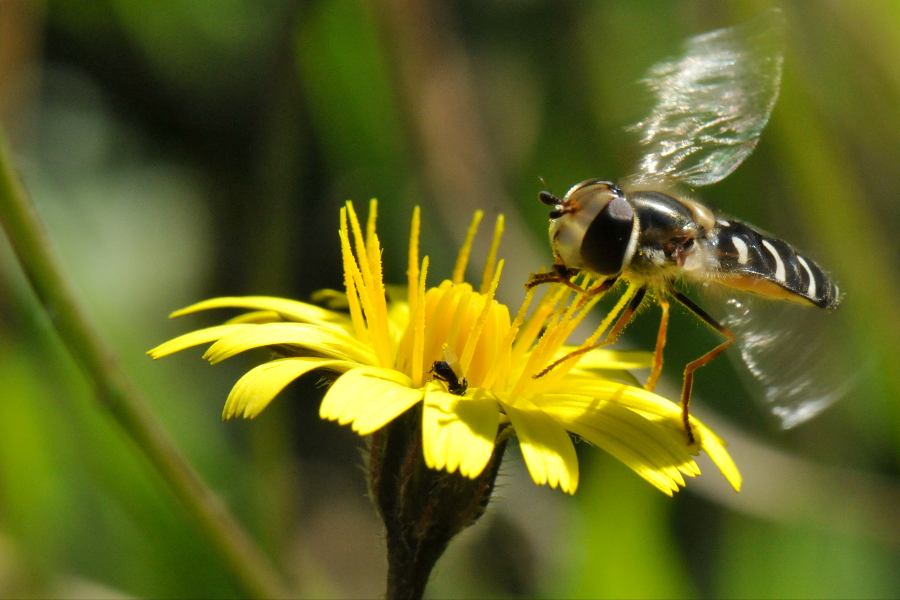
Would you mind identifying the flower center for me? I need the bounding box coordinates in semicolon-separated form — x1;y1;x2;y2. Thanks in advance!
396;279;511;389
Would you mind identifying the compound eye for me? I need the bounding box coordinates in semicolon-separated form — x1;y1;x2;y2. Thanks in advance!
580;195;635;276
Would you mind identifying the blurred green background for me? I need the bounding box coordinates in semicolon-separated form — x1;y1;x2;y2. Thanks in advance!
1;0;899;597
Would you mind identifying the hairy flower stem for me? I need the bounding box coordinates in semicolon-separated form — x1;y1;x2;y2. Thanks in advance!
370;406;510;600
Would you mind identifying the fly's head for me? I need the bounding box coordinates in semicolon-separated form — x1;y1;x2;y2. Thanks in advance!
544;180;635;277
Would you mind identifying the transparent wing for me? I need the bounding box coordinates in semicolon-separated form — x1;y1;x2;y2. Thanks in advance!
627;9;785;188
699;285;861;428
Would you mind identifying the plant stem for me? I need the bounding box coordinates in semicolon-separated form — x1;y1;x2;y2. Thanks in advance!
0;128;291;599
371;409;510;600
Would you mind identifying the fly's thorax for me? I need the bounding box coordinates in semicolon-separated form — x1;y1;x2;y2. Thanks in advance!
547;180;638;276
625;191;708;277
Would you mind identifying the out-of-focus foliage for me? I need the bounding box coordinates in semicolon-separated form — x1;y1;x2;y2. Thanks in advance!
0;0;898;598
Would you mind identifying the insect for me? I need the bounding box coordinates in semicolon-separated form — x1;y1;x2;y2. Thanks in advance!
429;345;468;396
529;9;842;443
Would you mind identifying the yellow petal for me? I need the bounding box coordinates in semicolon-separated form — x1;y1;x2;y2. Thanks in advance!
147;324;252;359
693;420;742;492
339;209;372;349
309;288;349;309
170;296;352;330
344;203;393;367
557;348;654;370
203;323;376;365
319;367;424;435
499;397;579;494
386;300;410;341
553;378;685;420
452;210;483;284
223;357;356;420
536;395;698;496
225;310;283;324
406;206;421;311
340;218;392;367
479;214;504;295
411;257;429;388
422;385;499;478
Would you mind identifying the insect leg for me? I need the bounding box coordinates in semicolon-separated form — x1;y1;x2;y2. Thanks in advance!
526;268;619;303
527;262;584;291
534;287;647;378
670;290;736;444
526;271;586;293
576;275;619;307
645;296;670;393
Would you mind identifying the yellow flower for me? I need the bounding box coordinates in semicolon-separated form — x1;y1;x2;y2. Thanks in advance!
149;201;741;496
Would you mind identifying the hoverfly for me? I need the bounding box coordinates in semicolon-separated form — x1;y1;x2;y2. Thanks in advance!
530;9;844;442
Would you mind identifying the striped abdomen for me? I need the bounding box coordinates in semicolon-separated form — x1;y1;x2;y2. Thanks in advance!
709;220;840;309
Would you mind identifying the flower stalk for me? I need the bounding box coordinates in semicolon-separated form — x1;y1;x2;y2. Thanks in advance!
0;128;291;599
371;406;510;600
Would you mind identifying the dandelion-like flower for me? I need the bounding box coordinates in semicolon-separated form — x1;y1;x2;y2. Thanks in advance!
150;200;740;497
151;200;741;597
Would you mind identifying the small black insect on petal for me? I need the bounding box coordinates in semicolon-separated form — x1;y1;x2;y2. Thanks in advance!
430;360;468;396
